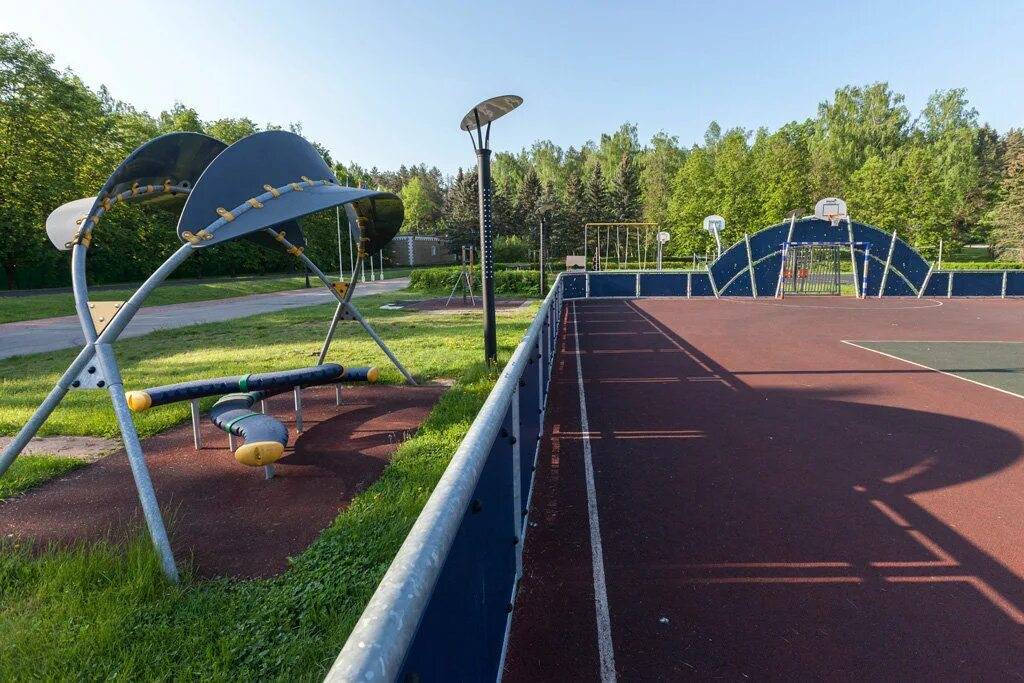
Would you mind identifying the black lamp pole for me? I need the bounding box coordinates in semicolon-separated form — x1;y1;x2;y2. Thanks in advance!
461;95;523;365
476;144;497;363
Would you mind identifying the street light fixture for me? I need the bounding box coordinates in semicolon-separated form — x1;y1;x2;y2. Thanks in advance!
460;95;523;365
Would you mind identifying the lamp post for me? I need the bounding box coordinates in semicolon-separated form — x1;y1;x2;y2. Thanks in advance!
460;95;523;365
537;203;554;298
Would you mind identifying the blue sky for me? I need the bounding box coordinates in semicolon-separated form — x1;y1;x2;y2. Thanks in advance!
6;1;1023;175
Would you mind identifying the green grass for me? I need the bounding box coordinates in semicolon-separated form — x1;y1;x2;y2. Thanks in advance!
0;455;83;501
0;269;415;325
0;288;538;680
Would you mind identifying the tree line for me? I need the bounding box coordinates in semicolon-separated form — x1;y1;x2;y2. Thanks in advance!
0;33;427;289
439;87;1022;265
3;31;1023;290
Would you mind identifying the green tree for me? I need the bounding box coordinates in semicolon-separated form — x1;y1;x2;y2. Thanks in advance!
596;123;640;184
157;102;204;133
583;163;609;223
399;176;437;235
207;117;260;144
639;132;686;226
666;147;717;256
750;122;812;227
443;168;478;250
609;152;642;221
557;169;586;258
513;166;542;237
811;83;910;194
847;154;907;232
991;130;1024;261
0;33;103;288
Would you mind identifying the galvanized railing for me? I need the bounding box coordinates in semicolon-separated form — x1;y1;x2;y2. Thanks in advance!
325;275;565;682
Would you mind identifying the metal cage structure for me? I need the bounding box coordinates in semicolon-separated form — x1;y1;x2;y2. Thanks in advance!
0;131;415;581
777;241;873;299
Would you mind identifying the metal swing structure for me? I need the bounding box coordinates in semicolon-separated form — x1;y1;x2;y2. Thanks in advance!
582;222;661;271
0;130;415;581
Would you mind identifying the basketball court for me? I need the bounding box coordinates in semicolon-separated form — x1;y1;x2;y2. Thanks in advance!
504;296;1024;680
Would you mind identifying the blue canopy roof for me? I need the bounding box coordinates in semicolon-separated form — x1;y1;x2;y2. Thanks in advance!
176;131;403;252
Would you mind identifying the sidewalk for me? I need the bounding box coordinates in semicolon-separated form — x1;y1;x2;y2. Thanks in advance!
0;278;408;360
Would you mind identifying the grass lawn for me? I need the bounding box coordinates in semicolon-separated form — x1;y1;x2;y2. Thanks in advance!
0;268;415;325
0;287;538;680
0;455;83;501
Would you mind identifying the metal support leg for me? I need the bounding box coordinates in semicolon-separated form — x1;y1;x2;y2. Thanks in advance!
265;464;275;480
294;386;303;433
335;385;342;406
228;432;236;451
273;234;415;385
190;399;202;450
0;345;96;476
317;302;345;365
260;399;267;414
95;343;178;582
346;303;417;385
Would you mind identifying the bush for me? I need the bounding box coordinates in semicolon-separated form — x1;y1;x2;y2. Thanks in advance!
408;266;542;296
940;261;1024;270
494;235;530;263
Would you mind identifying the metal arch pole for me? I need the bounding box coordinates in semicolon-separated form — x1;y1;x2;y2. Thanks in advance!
1002;270;1008;299
877;229;897;299
71;245;99;344
336;206;345;280
775;243;789;299
0;345;96;475
744;233;757;298
96;244;194;344
94;342;179;581
846;219;860;298
918;264;934;299
707;268;721;299
317;254;365;365
278;235;416;385
2;243;193;476
862;244;872;299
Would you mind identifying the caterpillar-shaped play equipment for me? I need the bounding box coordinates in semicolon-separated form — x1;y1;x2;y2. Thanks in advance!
127;364;379;470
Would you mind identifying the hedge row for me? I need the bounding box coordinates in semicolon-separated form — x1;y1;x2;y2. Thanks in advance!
408;266;542;296
939;261;1024;270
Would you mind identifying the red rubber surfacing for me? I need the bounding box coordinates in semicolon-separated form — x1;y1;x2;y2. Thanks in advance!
506;297;1024;680
1;384;443;578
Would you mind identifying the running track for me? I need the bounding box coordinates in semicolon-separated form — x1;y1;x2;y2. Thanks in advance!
505;297;1024;680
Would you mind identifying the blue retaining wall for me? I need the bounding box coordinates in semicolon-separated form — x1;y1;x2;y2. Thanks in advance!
588;273;635;297
639;273;686;296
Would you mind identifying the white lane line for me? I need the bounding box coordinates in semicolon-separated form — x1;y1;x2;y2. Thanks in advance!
841;340;1024;400
572;300;618;683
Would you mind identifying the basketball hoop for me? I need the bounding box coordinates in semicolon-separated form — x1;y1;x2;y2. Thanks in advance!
814;197;849;227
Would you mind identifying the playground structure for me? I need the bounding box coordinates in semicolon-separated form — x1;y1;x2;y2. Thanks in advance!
581;222;661;271
0;130;413;582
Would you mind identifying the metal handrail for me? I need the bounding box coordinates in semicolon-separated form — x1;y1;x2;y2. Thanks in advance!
325;274;563;682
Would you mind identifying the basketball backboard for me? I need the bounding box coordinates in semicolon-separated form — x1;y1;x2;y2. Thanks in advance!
703;215;725;233
814;197;848;223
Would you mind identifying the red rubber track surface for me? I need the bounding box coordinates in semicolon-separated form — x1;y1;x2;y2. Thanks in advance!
1;384;443;578
506;297;1024;681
